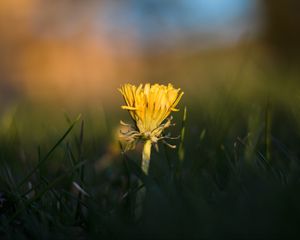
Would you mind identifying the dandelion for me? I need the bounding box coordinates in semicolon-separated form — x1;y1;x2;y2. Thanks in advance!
119;83;183;174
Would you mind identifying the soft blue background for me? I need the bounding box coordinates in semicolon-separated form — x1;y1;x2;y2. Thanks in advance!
96;0;260;48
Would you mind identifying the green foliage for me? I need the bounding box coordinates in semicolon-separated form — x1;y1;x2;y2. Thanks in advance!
1;89;300;239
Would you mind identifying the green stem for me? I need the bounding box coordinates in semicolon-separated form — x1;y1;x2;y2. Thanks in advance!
135;140;152;220
265;104;272;162
142;140;152;175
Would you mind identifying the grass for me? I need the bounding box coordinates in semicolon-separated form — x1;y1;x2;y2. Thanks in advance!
0;98;300;239
1;68;300;238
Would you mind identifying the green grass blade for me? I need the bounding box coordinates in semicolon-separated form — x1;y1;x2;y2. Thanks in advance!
7;159;87;225
16;114;81;189
177;106;187;177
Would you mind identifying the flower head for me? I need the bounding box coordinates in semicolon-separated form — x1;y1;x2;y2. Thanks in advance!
119;83;183;151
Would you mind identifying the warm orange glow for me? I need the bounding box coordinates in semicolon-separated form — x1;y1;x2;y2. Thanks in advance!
0;0;143;106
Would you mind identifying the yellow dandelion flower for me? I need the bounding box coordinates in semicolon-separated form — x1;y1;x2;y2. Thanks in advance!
119;83;183;174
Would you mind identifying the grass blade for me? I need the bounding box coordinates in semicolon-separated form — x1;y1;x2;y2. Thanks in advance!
177;106;187;177
17;114;81;189
7;159;87;225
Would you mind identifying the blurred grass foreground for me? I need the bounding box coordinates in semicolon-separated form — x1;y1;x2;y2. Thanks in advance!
1;0;300;239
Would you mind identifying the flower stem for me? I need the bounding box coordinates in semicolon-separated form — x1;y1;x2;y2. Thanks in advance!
135;140;152;220
142;140;152;175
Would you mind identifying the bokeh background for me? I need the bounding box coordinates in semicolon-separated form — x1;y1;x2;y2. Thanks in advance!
0;0;298;104
1;0;299;134
1;0;300;150
1;1;300;238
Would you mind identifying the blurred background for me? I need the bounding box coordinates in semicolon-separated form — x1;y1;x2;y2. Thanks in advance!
1;0;299;106
0;0;300;148
1;0;300;151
